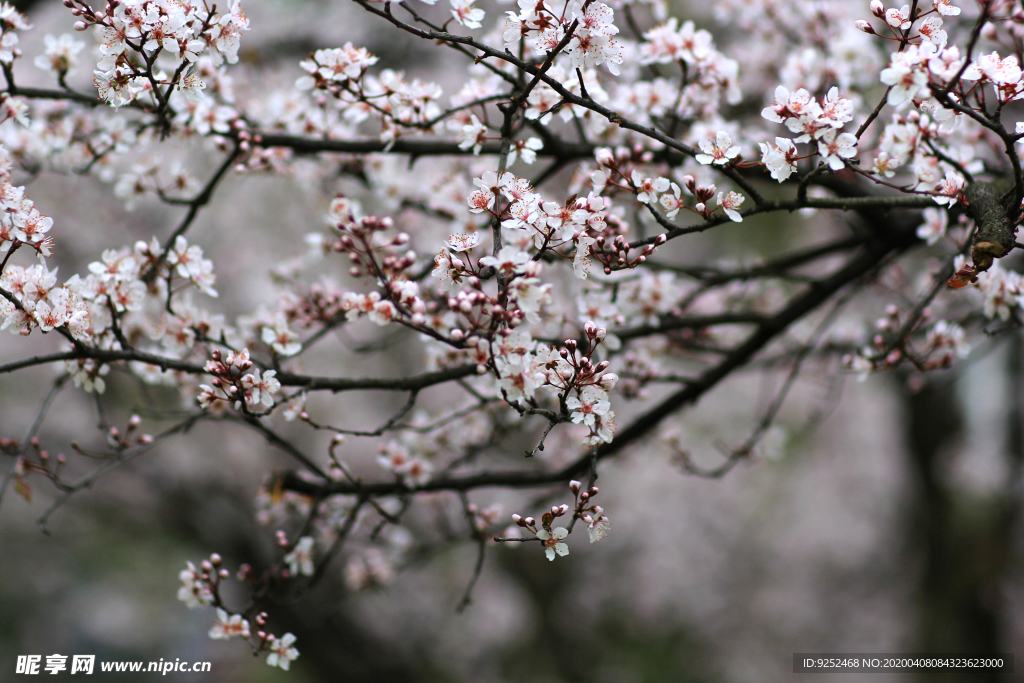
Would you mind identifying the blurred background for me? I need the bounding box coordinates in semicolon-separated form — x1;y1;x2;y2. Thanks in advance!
1;0;1022;681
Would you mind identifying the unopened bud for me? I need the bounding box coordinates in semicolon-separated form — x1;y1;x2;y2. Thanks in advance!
855;19;875;34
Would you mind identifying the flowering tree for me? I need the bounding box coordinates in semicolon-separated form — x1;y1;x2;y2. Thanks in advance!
0;0;1021;670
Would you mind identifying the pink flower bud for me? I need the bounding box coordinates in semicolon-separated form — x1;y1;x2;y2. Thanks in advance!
870;0;884;17
855;20;875;34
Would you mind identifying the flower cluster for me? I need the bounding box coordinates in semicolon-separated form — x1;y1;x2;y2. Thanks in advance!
283;536;315;577
639;17;741;104
178;553;299;670
377;440;434;489
69;0;249;107
509;480;610;561
503;0;623;75
295;43;444;144
844;304;971;380
198;348;281;412
0;2;30;65
761;86;857;175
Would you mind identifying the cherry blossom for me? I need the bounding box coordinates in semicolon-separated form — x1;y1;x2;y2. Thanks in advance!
586;512;611;543
262;318;301;357
717;191;745;222
760;137;798;182
479;246;530;274
266;634;300;671
458;115;487;155
566;385;611;428
450;0;485;30
209;609;250;640
926;320;970;362
916;207;948;245
933;170;964;206
885;5;911;31
640;18;712;65
536;526;569;560
177;562;213;609
445;232;482;252
659;182;684;217
880;44;933;107
284;536;315;577
695;131;740;166
34;33;83;78
630;170;669;204
817;129;858;170
917;17;947;50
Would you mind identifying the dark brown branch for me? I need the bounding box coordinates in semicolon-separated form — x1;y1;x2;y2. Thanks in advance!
966;181;1014;272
